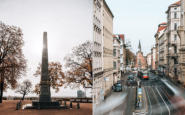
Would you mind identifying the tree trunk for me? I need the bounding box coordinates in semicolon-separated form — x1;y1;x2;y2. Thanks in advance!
0;78;4;103
22;94;25;101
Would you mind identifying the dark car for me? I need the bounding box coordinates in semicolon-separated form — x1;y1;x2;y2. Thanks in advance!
127;75;137;86
112;82;122;92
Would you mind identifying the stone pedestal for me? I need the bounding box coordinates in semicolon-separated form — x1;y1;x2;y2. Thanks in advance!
32;101;60;109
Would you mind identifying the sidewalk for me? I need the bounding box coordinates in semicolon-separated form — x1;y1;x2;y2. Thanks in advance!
94;91;127;115
94;73;130;115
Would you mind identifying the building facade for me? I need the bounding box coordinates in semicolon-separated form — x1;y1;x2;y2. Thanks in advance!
93;0;114;106
151;47;157;70
146;53;152;69
166;1;181;80
177;0;185;85
112;34;126;84
155;23;168;75
119;34;126;74
93;0;104;105
102;0;114;98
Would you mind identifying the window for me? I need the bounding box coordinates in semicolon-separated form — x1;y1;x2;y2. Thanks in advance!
174;34;177;41
113;61;117;69
174;23;177;30
174;12;177;19
174;7;177;10
113;49;116;57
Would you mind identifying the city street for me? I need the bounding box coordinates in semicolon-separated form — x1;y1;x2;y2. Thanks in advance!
143;73;175;115
97;72;185;115
141;72;185;115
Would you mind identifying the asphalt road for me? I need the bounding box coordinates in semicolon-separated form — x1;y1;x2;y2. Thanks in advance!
143;73;176;115
125;87;136;115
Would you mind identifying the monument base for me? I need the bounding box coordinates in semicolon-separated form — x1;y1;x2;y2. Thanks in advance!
25;101;66;109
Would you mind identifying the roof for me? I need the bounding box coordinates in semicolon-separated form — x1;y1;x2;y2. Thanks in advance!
172;1;181;6
166;1;181;13
118;34;124;40
157;22;167;32
113;34;125;40
157;26;167;32
113;35;117;38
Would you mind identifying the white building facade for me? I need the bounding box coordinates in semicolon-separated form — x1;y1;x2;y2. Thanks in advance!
93;0;104;105
166;1;181;79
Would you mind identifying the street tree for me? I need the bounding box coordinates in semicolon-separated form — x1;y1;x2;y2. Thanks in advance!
16;80;32;101
126;49;136;66
33;62;65;94
0;22;26;103
64;41;93;88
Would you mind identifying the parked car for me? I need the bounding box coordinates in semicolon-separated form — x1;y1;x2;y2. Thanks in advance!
112;82;122;92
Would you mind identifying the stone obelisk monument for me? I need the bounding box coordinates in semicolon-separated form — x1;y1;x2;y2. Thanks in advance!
32;32;60;109
39;32;51;102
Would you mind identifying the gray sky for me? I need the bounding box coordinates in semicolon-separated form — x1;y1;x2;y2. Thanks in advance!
0;0;93;97
106;0;178;55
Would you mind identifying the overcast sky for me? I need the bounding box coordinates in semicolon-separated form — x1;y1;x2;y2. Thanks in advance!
0;0;93;97
106;0;178;55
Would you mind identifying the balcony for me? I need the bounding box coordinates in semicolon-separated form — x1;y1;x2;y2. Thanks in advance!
167;53;178;58
168;41;177;47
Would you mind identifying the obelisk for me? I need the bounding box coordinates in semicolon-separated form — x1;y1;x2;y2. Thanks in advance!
31;32;60;109
39;32;51;102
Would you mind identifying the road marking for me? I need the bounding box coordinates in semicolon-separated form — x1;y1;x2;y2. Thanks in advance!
151;88;163;115
145;88;152;115
156;87;171;115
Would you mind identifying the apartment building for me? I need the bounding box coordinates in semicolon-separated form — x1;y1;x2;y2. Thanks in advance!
151;47;157;70
177;0;185;85
157;23;168;75
93;0;104;105
93;0;114;105
166;1;181;79
102;0;114;98
113;35;121;84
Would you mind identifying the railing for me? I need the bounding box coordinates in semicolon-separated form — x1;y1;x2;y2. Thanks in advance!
3;97;92;103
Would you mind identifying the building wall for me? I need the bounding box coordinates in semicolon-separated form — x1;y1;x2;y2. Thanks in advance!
146;53;152;68
178;0;185;84
93;0;103;105
151;47;156;70
158;28;168;74
113;35;121;84
102;0;114;97
166;3;181;79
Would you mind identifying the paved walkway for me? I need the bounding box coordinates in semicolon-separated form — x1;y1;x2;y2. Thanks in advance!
94;73;131;115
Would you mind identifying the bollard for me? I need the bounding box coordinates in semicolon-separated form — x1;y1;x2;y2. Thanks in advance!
77;102;80;109
16;101;21;110
16;103;19;110
70;101;73;108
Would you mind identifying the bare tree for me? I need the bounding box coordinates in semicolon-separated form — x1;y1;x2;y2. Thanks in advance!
64;41;93;87
33;62;65;94
126;49;136;66
16;80;32;101
0;22;26;103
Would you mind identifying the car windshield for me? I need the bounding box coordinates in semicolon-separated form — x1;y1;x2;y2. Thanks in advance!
116;83;121;86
